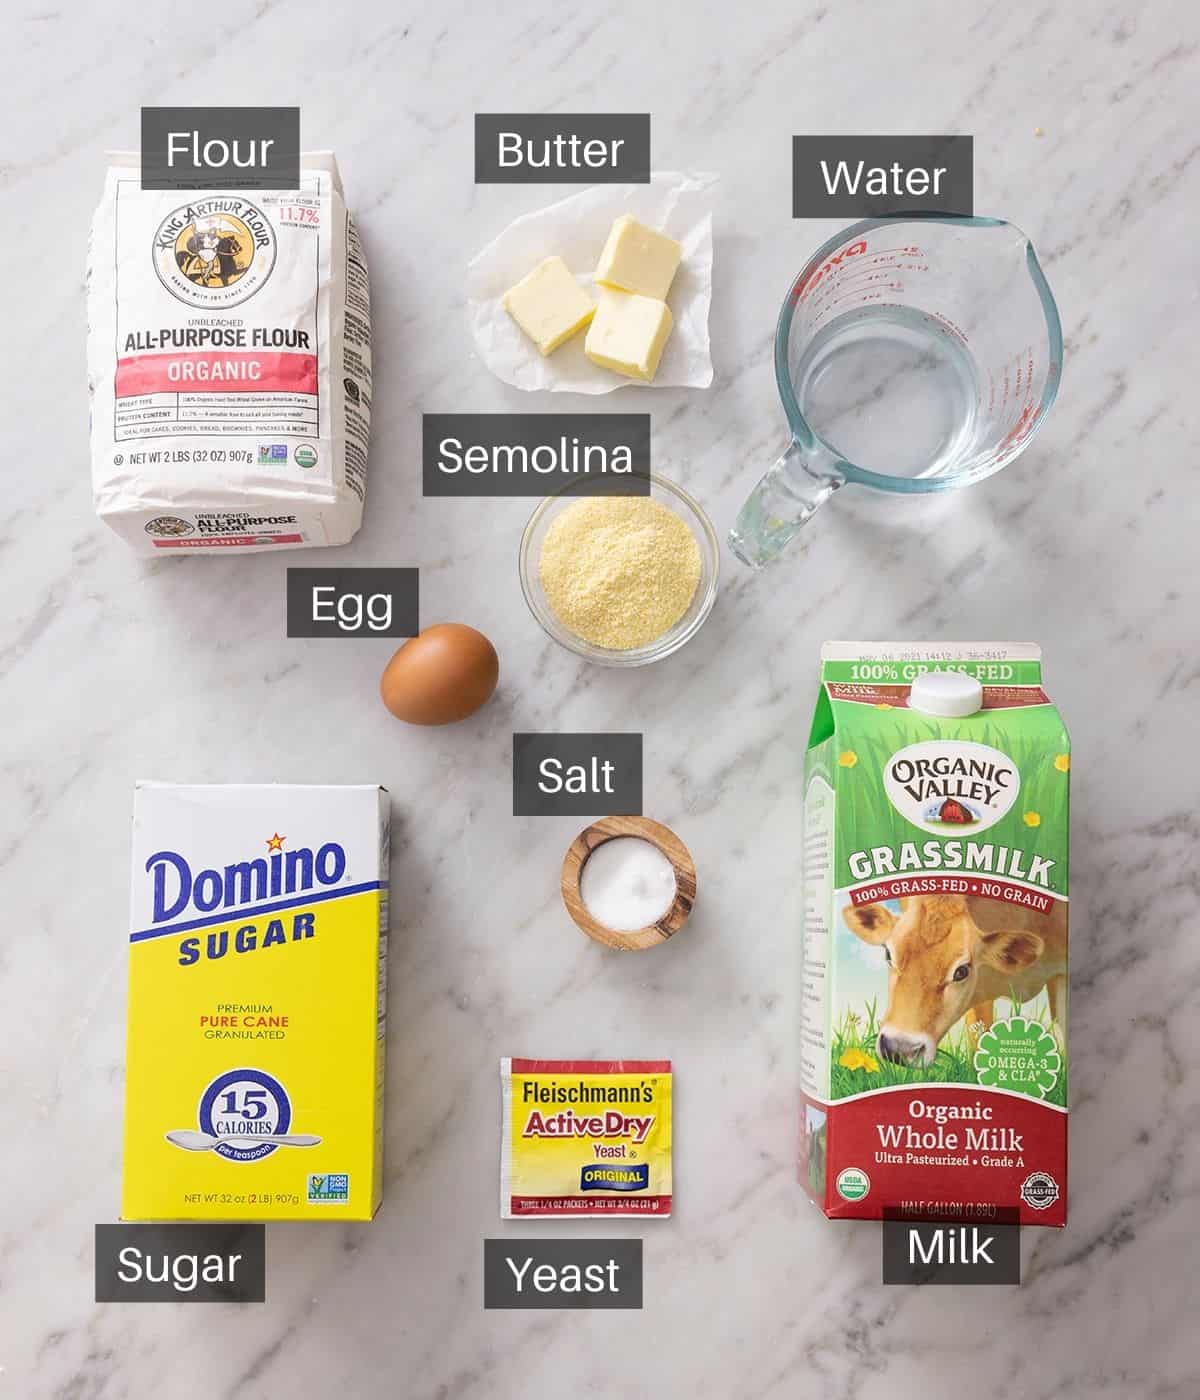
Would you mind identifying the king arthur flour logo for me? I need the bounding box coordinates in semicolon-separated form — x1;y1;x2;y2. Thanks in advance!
883;739;1019;836
153;197;277;308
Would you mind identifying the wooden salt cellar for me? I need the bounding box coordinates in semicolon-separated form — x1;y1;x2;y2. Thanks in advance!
560;815;696;951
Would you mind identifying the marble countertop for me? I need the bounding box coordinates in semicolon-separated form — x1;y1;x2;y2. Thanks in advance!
4;2;1199;1396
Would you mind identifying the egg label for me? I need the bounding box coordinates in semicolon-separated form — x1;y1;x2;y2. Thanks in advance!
286;567;418;638
513;733;642;816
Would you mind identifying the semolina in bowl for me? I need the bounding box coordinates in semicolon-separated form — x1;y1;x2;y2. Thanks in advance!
519;473;720;667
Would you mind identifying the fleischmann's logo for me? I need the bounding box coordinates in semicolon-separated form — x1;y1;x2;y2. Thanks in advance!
146;831;347;924
153;197;277;308
883;740;1019;836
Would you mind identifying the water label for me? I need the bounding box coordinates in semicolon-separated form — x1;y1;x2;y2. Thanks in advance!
792;136;973;217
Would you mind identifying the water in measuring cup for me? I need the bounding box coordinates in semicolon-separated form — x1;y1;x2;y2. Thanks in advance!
792;305;981;478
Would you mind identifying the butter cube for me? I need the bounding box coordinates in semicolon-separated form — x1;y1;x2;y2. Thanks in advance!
594;216;682;300
503;256;595;356
585;288;674;382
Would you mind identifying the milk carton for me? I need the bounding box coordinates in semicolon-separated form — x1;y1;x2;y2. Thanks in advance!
122;784;388;1221
801;644;1069;1225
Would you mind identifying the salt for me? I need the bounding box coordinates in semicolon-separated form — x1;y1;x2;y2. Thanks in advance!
580;837;677;932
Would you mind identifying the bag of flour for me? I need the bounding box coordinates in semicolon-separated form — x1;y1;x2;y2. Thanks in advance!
88;153;371;554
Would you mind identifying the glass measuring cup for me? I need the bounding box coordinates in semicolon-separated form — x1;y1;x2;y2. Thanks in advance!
729;216;1062;567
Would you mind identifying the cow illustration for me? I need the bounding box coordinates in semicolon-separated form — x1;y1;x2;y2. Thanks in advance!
843;893;1067;1066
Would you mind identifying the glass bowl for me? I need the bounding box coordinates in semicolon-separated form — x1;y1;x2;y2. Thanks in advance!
519;473;720;668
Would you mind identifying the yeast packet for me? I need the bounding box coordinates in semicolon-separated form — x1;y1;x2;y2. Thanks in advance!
500;1058;672;1218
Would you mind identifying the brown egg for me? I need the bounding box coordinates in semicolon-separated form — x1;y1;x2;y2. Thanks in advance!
380;623;499;726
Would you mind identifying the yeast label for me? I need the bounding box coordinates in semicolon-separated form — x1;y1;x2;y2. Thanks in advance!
423;414;651;497
484;1239;643;1309
475;114;650;183
141;107;300;190
792;136;973;217
513;733;643;816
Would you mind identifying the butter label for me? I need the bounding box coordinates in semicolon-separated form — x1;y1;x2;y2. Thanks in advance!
475;114;650;183
122;783;389;1222
501;1059;672;1218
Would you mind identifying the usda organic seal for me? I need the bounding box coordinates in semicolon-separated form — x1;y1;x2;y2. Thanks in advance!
835;1166;870;1202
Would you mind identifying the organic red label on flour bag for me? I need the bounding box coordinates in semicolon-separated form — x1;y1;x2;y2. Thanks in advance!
88;153;371;554
801;643;1069;1226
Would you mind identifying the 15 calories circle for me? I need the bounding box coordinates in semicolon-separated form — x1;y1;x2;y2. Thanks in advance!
198;1067;293;1162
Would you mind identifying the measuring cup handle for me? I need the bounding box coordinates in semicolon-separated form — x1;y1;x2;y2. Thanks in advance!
728;440;844;568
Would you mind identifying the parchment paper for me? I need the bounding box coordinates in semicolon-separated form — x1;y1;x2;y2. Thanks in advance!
467;172;716;393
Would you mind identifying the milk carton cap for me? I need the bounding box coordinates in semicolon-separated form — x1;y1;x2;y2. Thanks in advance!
909;670;983;717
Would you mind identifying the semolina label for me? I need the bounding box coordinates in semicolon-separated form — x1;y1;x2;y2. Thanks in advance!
501;1059;672;1218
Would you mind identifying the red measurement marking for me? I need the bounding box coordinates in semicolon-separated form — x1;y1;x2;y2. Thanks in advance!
793;240;869;300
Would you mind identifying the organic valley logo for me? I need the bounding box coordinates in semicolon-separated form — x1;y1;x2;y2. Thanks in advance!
883;740;1019;836
153;197;277;308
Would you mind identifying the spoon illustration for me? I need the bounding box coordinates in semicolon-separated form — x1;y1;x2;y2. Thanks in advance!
166;1129;322;1151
